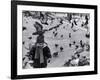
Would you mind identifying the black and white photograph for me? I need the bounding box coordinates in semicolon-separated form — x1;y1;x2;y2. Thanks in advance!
22;11;90;69
11;1;97;79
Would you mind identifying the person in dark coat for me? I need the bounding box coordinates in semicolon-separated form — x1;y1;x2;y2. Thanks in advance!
31;22;53;68
29;43;51;68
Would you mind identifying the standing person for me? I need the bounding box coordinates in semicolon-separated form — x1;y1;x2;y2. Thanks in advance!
32;22;51;68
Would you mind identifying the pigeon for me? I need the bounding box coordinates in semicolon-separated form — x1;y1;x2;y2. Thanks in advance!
73;41;76;45
75;45;79;50
22;26;27;31
53;52;58;57
85;33;90;38
22;41;25;45
55;44;59;48
28;37;32;40
60;46;64;52
54;32;58;37
69;43;72;47
61;35;63;38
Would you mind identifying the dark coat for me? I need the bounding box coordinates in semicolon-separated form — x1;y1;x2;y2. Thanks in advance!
29;45;51;68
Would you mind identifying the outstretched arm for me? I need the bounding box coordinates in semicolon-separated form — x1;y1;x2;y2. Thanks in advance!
32;23;62;34
48;24;61;31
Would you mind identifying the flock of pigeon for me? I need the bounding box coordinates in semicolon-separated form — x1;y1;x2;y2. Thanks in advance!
22;11;90;68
